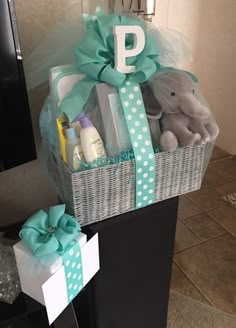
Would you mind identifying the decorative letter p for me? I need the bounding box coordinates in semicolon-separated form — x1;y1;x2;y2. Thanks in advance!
113;25;145;74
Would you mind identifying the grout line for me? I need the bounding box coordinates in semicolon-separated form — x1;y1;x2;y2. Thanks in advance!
203;170;233;185
210;155;234;163
173;261;214;307
183;210;228;228
182;219;226;242
203;211;232;233
203;178;234;188
209;172;236;182
217;188;236;197
186;184;222;196
178;211;204;222
174;232;229;255
177;218;202;240
207;210;236;239
208;165;236;181
178;195;204;221
184;192;226;213
172;151;235;309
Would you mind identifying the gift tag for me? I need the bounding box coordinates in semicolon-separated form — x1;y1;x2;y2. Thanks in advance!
42;234;99;325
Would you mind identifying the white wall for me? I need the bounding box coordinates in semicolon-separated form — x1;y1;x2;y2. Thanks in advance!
154;0;236;154
194;0;236;155
0;0;81;226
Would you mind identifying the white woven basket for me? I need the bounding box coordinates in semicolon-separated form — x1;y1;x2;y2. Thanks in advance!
46;143;213;226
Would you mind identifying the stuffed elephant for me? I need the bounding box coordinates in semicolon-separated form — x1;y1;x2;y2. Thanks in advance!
147;71;219;151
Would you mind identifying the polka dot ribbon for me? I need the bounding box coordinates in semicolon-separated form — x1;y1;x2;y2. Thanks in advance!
62;240;83;303
119;77;156;208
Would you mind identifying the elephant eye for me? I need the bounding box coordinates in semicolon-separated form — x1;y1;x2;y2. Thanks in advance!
170;92;176;96
193;89;195;94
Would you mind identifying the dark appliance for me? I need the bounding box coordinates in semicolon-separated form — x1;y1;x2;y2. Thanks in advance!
0;0;36;171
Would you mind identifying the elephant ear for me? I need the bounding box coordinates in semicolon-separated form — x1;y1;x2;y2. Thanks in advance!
140;82;163;119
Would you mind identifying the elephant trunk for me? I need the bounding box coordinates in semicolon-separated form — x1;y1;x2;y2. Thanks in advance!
180;93;210;119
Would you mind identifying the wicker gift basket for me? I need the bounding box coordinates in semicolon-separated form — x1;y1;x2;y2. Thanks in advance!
44;143;214;226
39;8;217;226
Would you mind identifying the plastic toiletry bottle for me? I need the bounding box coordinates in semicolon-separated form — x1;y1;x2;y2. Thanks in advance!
65;128;85;171
56;114;69;163
79;116;107;163
69;120;81;137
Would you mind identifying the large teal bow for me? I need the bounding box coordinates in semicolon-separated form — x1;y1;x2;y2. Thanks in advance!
19;204;80;258
59;13;161;122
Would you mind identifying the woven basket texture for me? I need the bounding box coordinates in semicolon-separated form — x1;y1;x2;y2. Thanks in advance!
47;144;211;226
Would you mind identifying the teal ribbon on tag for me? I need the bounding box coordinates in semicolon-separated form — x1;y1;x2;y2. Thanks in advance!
62;240;83;303
118;78;155;208
19;205;83;303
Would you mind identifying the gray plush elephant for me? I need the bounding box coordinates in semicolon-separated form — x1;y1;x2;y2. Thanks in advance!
147;71;219;151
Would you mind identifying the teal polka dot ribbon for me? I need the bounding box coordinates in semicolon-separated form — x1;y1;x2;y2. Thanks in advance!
57;8;159;208
119;77;156;208
62;240;83;303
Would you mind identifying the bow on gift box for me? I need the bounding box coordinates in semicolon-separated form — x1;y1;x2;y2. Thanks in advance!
19;204;80;258
19;205;84;304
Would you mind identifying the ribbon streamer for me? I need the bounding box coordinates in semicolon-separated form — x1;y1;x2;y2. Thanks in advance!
62;239;83;303
119;77;155;207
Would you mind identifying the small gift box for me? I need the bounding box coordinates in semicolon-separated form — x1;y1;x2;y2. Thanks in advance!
13;205;99;324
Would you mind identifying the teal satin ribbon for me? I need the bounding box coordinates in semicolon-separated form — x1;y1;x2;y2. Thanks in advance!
58;9;197;209
19;204;81;258
59;13;161;122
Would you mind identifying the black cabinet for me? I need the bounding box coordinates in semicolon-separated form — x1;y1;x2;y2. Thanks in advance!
0;197;178;328
76;197;178;328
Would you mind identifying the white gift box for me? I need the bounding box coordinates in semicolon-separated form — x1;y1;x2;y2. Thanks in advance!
14;233;99;324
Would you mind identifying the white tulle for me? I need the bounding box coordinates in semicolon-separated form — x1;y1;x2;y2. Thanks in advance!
152;26;192;67
23;7;192;90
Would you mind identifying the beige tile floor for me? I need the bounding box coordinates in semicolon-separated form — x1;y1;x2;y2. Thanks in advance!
171;146;236;315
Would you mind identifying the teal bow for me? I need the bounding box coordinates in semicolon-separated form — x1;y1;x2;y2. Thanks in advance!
19;204;81;258
59;13;161;122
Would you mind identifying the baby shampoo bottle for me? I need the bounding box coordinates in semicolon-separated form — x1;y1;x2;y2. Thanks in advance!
79;116;106;163
65;128;85;171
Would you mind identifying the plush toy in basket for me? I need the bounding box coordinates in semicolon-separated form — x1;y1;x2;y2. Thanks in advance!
149;70;219;151
39;7;218;225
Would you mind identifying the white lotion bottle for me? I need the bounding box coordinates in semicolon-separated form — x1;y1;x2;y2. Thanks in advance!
79;116;106;163
65;128;85;171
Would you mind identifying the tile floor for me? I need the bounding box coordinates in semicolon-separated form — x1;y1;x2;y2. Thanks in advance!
171;146;236;315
